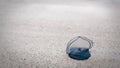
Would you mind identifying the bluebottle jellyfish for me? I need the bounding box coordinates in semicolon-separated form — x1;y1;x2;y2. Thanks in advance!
66;36;93;60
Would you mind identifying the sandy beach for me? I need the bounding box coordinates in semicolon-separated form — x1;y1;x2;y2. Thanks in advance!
0;0;120;68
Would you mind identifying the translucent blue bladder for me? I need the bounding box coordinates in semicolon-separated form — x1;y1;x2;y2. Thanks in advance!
66;36;93;60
